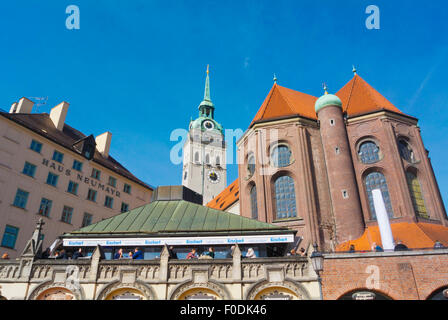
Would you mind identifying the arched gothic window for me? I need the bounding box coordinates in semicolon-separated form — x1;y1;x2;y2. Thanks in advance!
406;171;428;218
398;140;415;163
271;145;291;168
216;156;220;166
205;154;210;164
194;152;199;163
274;175;297;219
358;141;380;164
250;185;258;219
247;154;256;177
365;172;394;220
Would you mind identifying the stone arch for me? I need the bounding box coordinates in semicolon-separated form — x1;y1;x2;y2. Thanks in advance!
245;278;311;300
96;280;156;300
28;280;84;300
169;279;231;300
425;285;448;300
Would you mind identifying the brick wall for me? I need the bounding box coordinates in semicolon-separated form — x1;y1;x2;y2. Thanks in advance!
321;249;448;300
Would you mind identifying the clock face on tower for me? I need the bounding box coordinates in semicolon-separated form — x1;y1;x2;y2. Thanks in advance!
203;120;215;130
207;170;220;184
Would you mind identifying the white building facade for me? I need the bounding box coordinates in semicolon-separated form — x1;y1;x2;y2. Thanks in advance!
0;97;153;258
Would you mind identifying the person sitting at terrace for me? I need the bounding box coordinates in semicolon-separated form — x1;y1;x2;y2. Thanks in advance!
186;248;198;259
55;249;67;259
371;242;384;252
114;248;124;259
202;247;215;259
168;246;178;259
348;245;356;253
72;248;84;260
132;248;144;260
245;248;256;259
434;240;444;249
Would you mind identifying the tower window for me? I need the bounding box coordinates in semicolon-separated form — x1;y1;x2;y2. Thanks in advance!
365;171;394;220
247;154;256;177
406;171;428;218
216;156;220;166
335;147;340;155
342;190;348;199
184;171;188;180
205;154;210;165
330;119;335;126
274;175;297;219
194;152;200;163
250;185;258;219
398;140;415;163
358;141;380;164
271;145;292;167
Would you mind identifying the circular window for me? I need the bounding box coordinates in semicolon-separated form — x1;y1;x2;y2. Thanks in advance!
358;141;380;164
271;145;291;168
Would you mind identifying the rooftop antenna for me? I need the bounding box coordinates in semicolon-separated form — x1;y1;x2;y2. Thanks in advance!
28;96;48;113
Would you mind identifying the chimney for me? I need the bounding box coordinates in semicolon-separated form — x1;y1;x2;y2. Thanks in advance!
49;102;69;131
11;97;34;114
9;102;18;113
95;132;112;158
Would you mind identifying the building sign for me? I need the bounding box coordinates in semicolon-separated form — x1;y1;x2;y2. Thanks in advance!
352;292;376;300
63;234;294;247
42;158;120;198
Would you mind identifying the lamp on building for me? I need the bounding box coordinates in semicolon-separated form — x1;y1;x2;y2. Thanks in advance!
310;243;324;275
310;243;324;300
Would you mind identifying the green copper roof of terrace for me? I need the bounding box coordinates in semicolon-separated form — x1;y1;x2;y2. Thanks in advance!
63;200;292;238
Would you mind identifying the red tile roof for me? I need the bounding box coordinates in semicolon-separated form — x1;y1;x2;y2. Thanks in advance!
250;75;407;128
336;74;404;117
206;179;239;211
336;222;448;252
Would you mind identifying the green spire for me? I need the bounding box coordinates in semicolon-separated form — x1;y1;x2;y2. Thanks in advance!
203;64;212;102
199;64;214;117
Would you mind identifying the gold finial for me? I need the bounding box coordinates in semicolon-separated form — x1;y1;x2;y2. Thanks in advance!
206;64;209;75
273;73;277;84
352;65;357;75
323;82;328;95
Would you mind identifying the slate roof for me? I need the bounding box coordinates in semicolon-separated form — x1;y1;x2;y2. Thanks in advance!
64;200;292;237
0;111;153;190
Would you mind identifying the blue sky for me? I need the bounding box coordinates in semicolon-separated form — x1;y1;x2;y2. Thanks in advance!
1;0;447;209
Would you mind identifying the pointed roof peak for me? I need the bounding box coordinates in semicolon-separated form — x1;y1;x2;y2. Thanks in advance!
336;74;405;116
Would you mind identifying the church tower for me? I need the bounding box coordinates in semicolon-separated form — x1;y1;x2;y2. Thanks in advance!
182;66;227;205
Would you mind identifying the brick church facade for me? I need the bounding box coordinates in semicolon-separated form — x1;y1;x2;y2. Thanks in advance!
209;73;448;253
